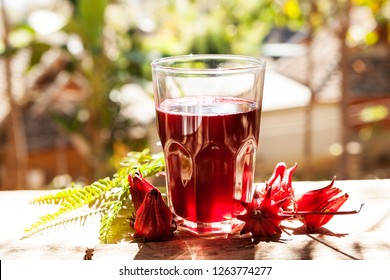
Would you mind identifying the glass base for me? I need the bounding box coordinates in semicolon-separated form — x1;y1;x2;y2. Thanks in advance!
174;217;244;236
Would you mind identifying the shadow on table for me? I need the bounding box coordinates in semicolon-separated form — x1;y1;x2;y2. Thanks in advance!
132;232;259;260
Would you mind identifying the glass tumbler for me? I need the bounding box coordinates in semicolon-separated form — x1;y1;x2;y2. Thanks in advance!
152;54;266;235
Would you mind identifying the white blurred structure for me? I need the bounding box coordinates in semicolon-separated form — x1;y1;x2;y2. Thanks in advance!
256;70;341;178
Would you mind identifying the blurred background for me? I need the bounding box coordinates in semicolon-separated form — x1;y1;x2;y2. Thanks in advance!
1;0;389;190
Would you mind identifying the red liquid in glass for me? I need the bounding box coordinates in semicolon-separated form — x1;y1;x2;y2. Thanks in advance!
156;96;261;228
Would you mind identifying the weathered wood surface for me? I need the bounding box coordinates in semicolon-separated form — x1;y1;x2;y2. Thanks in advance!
1;179;390;260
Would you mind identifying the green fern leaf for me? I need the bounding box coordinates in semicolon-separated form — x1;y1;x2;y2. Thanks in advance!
24;177;114;236
21;208;106;239
29;187;82;205
120;149;165;176
98;150;165;243
99;185;131;244
23;148;166;243
139;154;165;178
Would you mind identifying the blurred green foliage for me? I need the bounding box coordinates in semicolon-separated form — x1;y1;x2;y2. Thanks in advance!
1;0;389;182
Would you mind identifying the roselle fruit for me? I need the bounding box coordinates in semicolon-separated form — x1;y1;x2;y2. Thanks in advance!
128;172;157;212
133;188;174;241
266;162;297;210
295;177;349;229
237;184;291;238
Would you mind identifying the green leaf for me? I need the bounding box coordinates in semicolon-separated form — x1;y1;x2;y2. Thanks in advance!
76;0;107;51
99;185;131;244
0;47;18;58
24;177;114;237
120;150;165;175
21;208;105;239
27;43;51;70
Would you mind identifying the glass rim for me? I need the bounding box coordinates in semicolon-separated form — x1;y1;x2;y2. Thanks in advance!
151;54;266;75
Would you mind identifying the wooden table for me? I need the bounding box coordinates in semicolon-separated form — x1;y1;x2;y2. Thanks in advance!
1;179;390;260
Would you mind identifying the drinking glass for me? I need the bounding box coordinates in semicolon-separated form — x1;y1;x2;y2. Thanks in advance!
152;54;266;235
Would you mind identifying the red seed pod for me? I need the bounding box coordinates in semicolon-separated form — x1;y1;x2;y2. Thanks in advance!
128;172;157;212
133;189;174;242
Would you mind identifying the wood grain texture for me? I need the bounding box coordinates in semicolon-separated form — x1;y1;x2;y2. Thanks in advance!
1;179;390;260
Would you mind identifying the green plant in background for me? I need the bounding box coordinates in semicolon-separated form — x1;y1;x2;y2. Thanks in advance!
141;0;303;59
2;0;389;190
9;0;303;185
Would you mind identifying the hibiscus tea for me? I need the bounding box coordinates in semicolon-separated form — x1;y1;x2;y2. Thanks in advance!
156;96;261;234
152;54;266;235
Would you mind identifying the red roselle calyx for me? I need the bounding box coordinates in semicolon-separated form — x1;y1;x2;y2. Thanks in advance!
128;172;175;242
133;188;175;241
237;184;292;238
291;177;352;230
237;162;363;238
128;172;157;212
266;162;297;210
